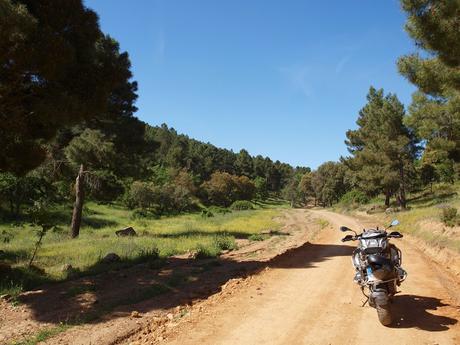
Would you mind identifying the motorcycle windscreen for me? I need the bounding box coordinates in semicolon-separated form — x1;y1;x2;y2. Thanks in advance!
360;237;389;254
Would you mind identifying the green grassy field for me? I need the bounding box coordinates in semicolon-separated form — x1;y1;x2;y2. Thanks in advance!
0;201;285;295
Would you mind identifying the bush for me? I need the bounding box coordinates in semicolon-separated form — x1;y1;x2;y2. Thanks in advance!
230;200;254;211
441;206;458;227
125;181;155;209
207;206;231;214
214;235;237;250
339;189;369;206
201;172;256;207
126;180;198;215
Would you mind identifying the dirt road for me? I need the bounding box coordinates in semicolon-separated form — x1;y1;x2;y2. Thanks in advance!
147;209;460;345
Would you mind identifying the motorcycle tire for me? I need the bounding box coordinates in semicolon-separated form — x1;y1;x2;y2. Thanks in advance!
376;303;392;326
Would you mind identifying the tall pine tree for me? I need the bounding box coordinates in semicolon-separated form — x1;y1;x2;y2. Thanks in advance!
345;87;418;208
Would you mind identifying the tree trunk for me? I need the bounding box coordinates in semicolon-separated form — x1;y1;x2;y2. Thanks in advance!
70;164;85;238
384;190;391;208
398;161;407;210
9;200;14;216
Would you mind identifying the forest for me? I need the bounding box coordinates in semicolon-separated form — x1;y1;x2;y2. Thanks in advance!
0;0;305;229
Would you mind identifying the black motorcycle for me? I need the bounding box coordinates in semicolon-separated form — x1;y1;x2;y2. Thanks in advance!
340;220;407;325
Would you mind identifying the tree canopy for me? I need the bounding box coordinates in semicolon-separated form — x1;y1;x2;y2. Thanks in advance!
0;0;137;175
398;0;460;95
345;87;418;208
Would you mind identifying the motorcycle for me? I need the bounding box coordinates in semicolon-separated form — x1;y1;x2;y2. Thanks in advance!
340;219;407;326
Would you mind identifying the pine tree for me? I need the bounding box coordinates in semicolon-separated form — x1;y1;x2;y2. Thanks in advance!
346;87;418;208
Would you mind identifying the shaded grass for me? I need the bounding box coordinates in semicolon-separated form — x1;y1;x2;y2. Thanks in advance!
65;284;97;298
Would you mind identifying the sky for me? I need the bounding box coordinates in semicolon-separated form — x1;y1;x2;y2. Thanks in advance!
85;0;417;169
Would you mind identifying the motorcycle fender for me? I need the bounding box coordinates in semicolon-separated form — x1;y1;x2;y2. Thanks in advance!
371;290;389;306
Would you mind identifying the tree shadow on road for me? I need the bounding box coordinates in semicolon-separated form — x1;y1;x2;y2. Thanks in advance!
14;242;354;325
391;294;458;331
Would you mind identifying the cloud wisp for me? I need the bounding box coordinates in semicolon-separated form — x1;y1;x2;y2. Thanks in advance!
280;64;313;98
335;55;351;74
154;29;165;63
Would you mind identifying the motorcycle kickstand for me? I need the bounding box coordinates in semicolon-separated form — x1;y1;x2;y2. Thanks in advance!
360;286;369;307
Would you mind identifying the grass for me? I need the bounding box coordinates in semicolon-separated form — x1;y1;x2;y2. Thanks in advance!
248;233;270;241
381;183;460;253
12;324;71;345
315;218;330;229
0;201;283;294
65;284;97;297
340;182;460;254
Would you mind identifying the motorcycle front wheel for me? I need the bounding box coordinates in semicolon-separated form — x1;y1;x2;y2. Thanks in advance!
376;303;392;326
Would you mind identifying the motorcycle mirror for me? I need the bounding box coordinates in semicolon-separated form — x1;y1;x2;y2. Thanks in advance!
341;234;354;242
388;219;399;228
389;231;403;238
340;226;352;232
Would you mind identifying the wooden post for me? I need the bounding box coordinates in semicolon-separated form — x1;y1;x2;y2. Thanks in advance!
70;164;85;238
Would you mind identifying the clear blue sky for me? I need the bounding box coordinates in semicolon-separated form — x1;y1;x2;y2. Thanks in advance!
85;0;417;169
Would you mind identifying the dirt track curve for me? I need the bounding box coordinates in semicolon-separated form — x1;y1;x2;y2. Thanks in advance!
144;209;460;345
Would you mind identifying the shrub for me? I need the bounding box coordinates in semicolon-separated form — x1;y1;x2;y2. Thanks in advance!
201;172;256;207
125;181;155;209
126;180;198;215
339;189;369;206
207;206;231;214
214;235;237;250
230;200;254;211
441;206;458;227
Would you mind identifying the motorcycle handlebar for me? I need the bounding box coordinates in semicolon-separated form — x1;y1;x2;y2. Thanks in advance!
341;232;403;242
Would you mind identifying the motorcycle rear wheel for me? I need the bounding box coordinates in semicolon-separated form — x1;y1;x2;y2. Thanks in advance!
376;303;392;326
